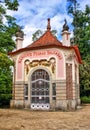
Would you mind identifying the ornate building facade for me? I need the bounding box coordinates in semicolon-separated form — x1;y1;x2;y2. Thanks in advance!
9;19;82;110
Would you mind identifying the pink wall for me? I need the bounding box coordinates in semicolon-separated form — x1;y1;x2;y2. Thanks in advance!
16;49;64;81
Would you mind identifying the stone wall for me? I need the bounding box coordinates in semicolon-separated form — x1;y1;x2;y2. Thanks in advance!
10;81;24;108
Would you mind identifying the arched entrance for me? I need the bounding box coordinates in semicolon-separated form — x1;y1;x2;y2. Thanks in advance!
31;69;50;110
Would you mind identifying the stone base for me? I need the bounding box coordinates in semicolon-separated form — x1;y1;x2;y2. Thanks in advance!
10;100;24;109
10;99;80;111
67;100;77;110
10;100;15;108
24;101;30;108
77;98;81;105
56;100;67;111
56;99;79;111
50;100;56;110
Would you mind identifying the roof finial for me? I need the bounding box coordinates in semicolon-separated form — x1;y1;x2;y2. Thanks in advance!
47;18;51;31
15;26;24;38
62;19;69;32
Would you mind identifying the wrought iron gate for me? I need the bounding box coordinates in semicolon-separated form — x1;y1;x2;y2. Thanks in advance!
31;69;50;110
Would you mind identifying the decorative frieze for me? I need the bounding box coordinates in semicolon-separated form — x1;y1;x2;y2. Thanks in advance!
24;57;56;75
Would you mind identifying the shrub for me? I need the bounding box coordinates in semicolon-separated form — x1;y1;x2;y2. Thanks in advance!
81;96;90;103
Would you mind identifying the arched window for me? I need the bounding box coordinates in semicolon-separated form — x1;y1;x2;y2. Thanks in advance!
31;69;49;81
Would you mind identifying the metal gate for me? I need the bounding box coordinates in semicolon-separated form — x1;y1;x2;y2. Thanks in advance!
31;69;50;110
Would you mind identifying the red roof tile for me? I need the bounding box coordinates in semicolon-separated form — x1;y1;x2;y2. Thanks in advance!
26;30;62;48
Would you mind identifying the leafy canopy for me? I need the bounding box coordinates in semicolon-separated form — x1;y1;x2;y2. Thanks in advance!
67;0;90;98
0;0;19;107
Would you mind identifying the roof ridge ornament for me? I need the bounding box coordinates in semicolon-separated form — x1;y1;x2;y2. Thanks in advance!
47;18;51;31
15;26;24;38
62;19;69;32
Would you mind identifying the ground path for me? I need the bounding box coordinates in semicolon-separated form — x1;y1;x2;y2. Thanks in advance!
0;104;90;130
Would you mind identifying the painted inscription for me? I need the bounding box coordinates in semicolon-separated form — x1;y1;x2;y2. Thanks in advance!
18;50;62;63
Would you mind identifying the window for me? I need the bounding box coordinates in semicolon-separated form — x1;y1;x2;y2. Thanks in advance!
31;69;49;81
24;84;28;100
52;83;56;100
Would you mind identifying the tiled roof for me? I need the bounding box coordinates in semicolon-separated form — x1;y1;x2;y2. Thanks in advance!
26;30;62;48
8;18;82;64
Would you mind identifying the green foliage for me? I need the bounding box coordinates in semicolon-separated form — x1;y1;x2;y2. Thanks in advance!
32;29;43;42
80;57;90;95
0;52;13;107
51;30;57;38
81;96;90;103
0;0;19;107
67;1;90;59
67;0;79;14
74;6;90;59
67;1;90;100
5;0;19;11
0;32;16;52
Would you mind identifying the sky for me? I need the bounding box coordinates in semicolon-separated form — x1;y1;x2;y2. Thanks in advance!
7;0;90;47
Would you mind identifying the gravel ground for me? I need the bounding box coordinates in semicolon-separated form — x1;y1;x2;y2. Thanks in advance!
0;104;90;130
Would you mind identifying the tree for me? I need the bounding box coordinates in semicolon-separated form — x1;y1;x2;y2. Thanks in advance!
32;30;43;42
0;0;19;107
0;53;13;107
80;55;90;98
73;5;90;59
67;0;90;99
67;0;90;59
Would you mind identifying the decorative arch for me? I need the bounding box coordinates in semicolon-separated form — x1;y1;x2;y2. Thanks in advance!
28;66;52;80
28;66;52;109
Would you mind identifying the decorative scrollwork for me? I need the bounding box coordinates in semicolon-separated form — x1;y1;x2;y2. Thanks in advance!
24;57;56;75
